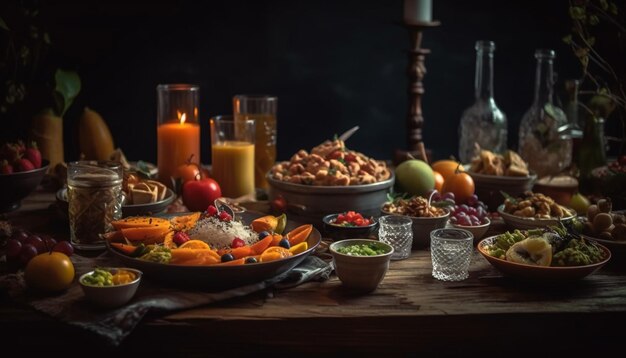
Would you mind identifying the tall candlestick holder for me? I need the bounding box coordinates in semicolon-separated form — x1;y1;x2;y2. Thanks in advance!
394;20;441;165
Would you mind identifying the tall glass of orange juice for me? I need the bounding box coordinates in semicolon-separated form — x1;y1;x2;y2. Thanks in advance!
210;115;255;198
233;95;277;190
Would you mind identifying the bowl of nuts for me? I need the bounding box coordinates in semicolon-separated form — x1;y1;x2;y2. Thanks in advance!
498;191;575;230
381;196;450;249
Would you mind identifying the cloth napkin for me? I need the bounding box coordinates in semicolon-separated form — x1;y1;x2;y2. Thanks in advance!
0;252;332;347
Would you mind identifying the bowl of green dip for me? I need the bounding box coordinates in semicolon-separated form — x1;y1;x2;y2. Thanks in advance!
329;239;394;292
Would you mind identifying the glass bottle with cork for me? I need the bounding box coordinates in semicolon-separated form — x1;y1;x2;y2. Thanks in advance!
518;49;572;178
458;40;507;163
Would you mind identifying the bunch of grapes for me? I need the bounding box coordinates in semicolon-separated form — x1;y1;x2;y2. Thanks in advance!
428;190;489;227
4;229;73;270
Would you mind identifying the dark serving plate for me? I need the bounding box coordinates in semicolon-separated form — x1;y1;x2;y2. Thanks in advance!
106;211;322;290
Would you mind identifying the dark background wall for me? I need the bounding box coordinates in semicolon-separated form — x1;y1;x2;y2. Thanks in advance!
2;0;592;165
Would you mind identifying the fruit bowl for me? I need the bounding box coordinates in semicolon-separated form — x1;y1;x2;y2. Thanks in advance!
322;213;379;241
450;217;491;244
79;267;142;308
0;160;50;213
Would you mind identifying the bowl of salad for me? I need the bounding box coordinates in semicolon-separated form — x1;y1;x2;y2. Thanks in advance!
322;211;378;241
477;224;611;283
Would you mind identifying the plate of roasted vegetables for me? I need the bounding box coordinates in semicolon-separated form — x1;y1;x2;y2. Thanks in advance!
103;207;321;289
477;223;611;282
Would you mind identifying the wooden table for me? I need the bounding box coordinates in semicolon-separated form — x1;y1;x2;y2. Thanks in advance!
2;189;626;355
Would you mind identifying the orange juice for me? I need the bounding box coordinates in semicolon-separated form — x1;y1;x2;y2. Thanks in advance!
235;113;276;189
211;141;255;198
157;122;200;188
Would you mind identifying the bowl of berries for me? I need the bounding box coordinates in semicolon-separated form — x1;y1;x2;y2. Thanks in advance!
0;140;48;213
446;194;492;243
322;211;379;241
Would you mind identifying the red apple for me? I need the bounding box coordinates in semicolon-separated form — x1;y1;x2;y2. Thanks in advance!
182;177;222;212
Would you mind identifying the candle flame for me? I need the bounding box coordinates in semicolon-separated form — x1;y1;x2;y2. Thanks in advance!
178;111;187;124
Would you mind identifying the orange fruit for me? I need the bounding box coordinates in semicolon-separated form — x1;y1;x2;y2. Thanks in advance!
259;246;293;263
179;240;210;249
441;171;475;205
431;160;464;182
433;171;444;192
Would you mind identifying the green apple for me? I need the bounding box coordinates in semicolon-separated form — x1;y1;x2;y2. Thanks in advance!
395;159;435;196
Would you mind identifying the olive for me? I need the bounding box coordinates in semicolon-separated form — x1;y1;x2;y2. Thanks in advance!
611;223;626;241
221;253;235;262
258;231;271;240
245;257;258;264
278;238;291;249
612;213;625;225
587;204;599;222
593;212;613;233
597;198;612;213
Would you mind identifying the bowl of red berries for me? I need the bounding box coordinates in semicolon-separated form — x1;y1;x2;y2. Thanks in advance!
0;140;49;213
322;211;379;241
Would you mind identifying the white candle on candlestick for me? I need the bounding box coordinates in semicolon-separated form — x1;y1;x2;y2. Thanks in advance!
404;0;432;23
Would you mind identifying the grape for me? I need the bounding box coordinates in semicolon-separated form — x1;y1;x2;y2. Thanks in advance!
442;192;455;201
458;216;472;226
19;244;38;266
467;194;479;207
467;207;477;216
6;239;22;258
42;235;58;250
25;235;45;254
11;229;29;243
52;241;74;257
476;206;487;219
459;204;470;213
477;201;487;209
450;216;458;224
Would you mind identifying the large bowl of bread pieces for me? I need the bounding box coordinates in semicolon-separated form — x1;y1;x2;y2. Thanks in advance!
267;137;394;223
466;149;537;212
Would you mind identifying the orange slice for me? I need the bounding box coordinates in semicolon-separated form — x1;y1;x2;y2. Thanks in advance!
259;246;293;263
179;240;210;249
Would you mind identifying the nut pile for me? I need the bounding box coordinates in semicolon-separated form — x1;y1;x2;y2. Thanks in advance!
502;191;573;219
470;149;529;177
382;196;447;218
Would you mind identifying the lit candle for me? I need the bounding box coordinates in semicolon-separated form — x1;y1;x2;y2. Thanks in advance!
404;0;432;23
157;112;200;186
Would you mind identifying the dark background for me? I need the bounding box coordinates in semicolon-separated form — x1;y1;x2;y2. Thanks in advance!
1;0;603;165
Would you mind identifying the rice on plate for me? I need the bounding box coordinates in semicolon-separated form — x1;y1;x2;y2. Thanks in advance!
187;216;258;249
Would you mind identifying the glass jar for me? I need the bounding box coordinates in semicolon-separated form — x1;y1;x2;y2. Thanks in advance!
458;40;507;163
518;49;572;178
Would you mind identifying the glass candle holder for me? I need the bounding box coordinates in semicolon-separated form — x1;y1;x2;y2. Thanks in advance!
156;84;200;188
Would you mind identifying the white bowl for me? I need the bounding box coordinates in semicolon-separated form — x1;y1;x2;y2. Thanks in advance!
79;267;142;308
329;239;394;292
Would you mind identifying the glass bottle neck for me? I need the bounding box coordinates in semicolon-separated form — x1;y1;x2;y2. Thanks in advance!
475;49;494;101
534;57;554;105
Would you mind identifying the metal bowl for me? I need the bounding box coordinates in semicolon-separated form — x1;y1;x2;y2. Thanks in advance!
267;172;395;223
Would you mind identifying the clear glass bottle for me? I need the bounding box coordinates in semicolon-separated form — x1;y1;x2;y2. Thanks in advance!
518;49;572;178
458;40;507;163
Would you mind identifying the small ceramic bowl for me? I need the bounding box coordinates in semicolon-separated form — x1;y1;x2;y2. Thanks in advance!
450;217;491;244
380;208;450;249
533;175;579;206
0;160;50;213
322;213;379;241
79;267;142;308
329;239;394;292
